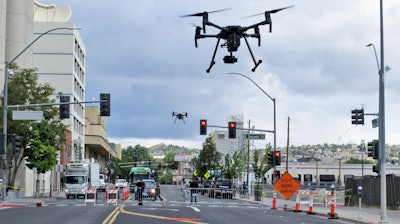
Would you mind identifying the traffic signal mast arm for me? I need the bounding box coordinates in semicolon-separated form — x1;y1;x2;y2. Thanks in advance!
206;124;274;133
7;99;107;109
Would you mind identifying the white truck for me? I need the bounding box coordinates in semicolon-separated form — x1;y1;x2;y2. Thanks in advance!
64;163;100;198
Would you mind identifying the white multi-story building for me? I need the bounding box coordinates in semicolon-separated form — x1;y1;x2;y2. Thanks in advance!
33;1;86;162
211;114;247;156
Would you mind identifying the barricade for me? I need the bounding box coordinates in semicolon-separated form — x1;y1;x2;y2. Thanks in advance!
85;187;97;205
122;186;130;200
106;185;118;206
293;190;310;212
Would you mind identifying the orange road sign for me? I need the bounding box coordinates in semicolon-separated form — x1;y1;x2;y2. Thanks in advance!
273;171;301;200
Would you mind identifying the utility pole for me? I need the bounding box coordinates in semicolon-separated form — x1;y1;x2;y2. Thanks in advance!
286;117;290;172
246;119;250;186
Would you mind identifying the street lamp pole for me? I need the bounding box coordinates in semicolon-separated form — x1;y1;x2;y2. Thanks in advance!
367;0;387;222
2;27;79;201
222;72;277;181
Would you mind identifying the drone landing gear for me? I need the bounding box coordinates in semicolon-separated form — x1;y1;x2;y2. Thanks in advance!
243;36;262;72
206;37;221;73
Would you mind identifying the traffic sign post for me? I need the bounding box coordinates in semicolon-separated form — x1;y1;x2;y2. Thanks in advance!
272;171;301;200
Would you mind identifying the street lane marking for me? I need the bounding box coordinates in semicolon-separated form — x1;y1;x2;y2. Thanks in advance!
120;206;207;224
102;206;120;224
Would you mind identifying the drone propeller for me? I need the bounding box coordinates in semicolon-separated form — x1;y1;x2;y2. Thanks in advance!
181;8;232;33
242;5;294;32
242;5;294;19
180;8;232;18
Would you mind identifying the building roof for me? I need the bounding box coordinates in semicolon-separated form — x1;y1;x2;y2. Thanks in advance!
34;0;71;22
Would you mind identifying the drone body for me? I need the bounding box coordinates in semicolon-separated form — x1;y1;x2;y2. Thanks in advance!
181;6;294;73
172;111;188;123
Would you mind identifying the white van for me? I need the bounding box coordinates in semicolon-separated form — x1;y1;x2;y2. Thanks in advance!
99;174;106;191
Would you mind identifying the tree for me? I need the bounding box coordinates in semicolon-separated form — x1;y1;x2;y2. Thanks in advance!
252;144;272;182
192;136;221;179
109;145;153;181
0;64;68;187
222;151;246;180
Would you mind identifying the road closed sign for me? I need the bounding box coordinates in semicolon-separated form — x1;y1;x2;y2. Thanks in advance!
273;171;301;200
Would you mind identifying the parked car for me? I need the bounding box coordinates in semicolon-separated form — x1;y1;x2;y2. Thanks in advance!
115;179;128;188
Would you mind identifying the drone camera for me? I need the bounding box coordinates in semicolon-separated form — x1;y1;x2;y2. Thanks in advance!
223;55;238;64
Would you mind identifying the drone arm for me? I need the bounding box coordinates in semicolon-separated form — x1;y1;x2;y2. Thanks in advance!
206;37;221;73
243;36;262;72
206;21;226;31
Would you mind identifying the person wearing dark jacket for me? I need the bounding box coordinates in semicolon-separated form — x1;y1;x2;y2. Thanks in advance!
136;179;145;205
189;178;199;204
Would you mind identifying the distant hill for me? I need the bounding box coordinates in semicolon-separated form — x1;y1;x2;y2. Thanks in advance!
148;143;200;156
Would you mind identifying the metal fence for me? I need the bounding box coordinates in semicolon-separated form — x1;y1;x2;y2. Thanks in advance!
345;174;400;209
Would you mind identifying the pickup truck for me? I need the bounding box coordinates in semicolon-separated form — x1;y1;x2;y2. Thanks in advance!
210;179;233;199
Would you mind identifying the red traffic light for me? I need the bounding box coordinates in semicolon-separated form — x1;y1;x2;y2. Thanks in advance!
275;151;281;157
200;120;207;126
229;122;236;128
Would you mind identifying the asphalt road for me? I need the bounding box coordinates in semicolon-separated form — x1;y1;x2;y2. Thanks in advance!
0;185;358;224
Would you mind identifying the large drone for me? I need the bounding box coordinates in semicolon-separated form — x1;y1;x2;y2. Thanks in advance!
172;111;188;123
181;6;294;73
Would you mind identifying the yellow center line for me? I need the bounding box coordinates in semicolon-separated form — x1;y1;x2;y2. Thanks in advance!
119;206;208;224
101;206;121;224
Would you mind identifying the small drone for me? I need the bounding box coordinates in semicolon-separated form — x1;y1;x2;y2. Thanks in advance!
172;112;188;123
181;6;294;73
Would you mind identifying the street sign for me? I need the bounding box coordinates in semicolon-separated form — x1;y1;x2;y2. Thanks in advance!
204;172;210;179
273;171;301;200
12;110;43;120
372;118;378;128
244;133;265;140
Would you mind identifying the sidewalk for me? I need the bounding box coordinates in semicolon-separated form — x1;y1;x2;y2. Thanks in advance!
0;191;66;208
236;195;400;224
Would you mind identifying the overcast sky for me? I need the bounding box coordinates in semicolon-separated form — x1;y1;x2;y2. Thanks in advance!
38;0;400;149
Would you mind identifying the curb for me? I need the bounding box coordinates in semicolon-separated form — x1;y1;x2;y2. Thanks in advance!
0;203;29;208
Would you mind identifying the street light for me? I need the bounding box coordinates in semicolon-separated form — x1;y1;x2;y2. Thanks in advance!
221;72;277;183
2;27;80;201
366;1;388;222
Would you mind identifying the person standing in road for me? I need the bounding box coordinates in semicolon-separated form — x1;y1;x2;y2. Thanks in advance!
154;182;163;201
189;178;199;204
136;179;145;205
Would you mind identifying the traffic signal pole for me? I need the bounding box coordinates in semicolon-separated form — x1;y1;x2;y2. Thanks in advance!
378;1;387;222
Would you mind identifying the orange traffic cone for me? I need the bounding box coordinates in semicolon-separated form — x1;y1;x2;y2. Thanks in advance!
271;191;277;209
293;191;301;212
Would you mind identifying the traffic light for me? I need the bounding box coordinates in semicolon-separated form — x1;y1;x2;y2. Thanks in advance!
367;140;379;159
228;122;236;138
100;93;110;116
373;164;380;174
12;135;21;153
268;151;274;166
367;141;373;157
372;140;379;159
200;119;207;135
274;151;281;166
59;96;70;119
351;109;364;125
